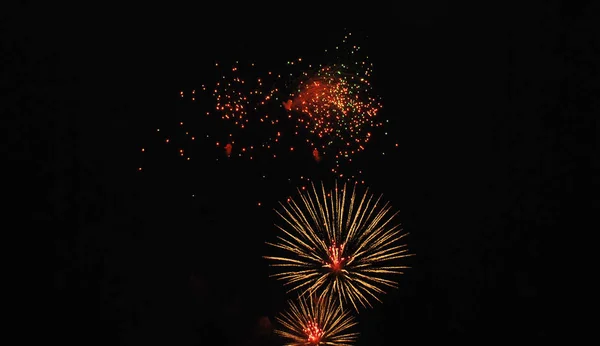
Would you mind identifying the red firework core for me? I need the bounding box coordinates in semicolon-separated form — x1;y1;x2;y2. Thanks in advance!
304;319;324;344
327;241;348;272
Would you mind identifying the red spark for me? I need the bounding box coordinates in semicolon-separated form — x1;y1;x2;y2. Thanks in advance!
327;241;348;272
304;319;324;344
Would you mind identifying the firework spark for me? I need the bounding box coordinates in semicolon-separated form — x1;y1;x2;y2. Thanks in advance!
137;32;397;190
213;62;282;130
265;181;413;311
275;293;358;346
288;62;382;175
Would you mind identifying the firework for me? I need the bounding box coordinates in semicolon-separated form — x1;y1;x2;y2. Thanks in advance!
137;32;397;190
287;62;383;175
209;61;288;159
213;62;283;130
265;181;413;311
275;293;358;346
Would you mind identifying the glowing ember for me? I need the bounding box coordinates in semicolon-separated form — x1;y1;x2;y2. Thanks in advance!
327;241;348;272
304;319;324;344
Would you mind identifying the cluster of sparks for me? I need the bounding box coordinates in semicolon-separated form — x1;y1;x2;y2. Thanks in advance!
214;62;281;130
275;294;358;346
181;64;285;161
286;62;383;175
265;181;413;312
138;32;398;184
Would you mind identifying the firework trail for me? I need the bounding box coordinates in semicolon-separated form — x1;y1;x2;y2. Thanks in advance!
265;181;413;311
275;293;358;346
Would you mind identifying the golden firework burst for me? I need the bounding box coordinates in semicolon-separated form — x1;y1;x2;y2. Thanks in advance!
265;181;414;311
275;293;358;345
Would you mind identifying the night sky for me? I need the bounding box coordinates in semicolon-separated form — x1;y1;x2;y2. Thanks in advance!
8;2;595;345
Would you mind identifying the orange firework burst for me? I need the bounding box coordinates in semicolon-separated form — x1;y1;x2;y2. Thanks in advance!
286;55;383;175
275;293;358;346
138;32;391;184
265;181;413;311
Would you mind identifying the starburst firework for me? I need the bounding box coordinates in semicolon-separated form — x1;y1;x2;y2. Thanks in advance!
265;181;414;311
275;293;358;346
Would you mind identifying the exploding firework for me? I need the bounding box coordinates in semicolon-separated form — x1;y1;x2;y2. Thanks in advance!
286;61;383;175
265;181;413;311
177;32;385;171
275;293;358;346
137;32;398;197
